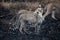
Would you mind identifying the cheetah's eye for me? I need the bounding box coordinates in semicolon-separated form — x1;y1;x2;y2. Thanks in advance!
37;12;39;14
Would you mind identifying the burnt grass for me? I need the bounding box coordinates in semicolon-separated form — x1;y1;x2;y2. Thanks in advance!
0;7;60;40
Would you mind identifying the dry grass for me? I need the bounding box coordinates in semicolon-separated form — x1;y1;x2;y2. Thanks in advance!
0;2;40;13
0;2;40;9
0;2;60;13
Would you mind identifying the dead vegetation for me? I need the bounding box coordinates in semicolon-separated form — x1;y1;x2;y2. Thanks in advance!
0;2;40;11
